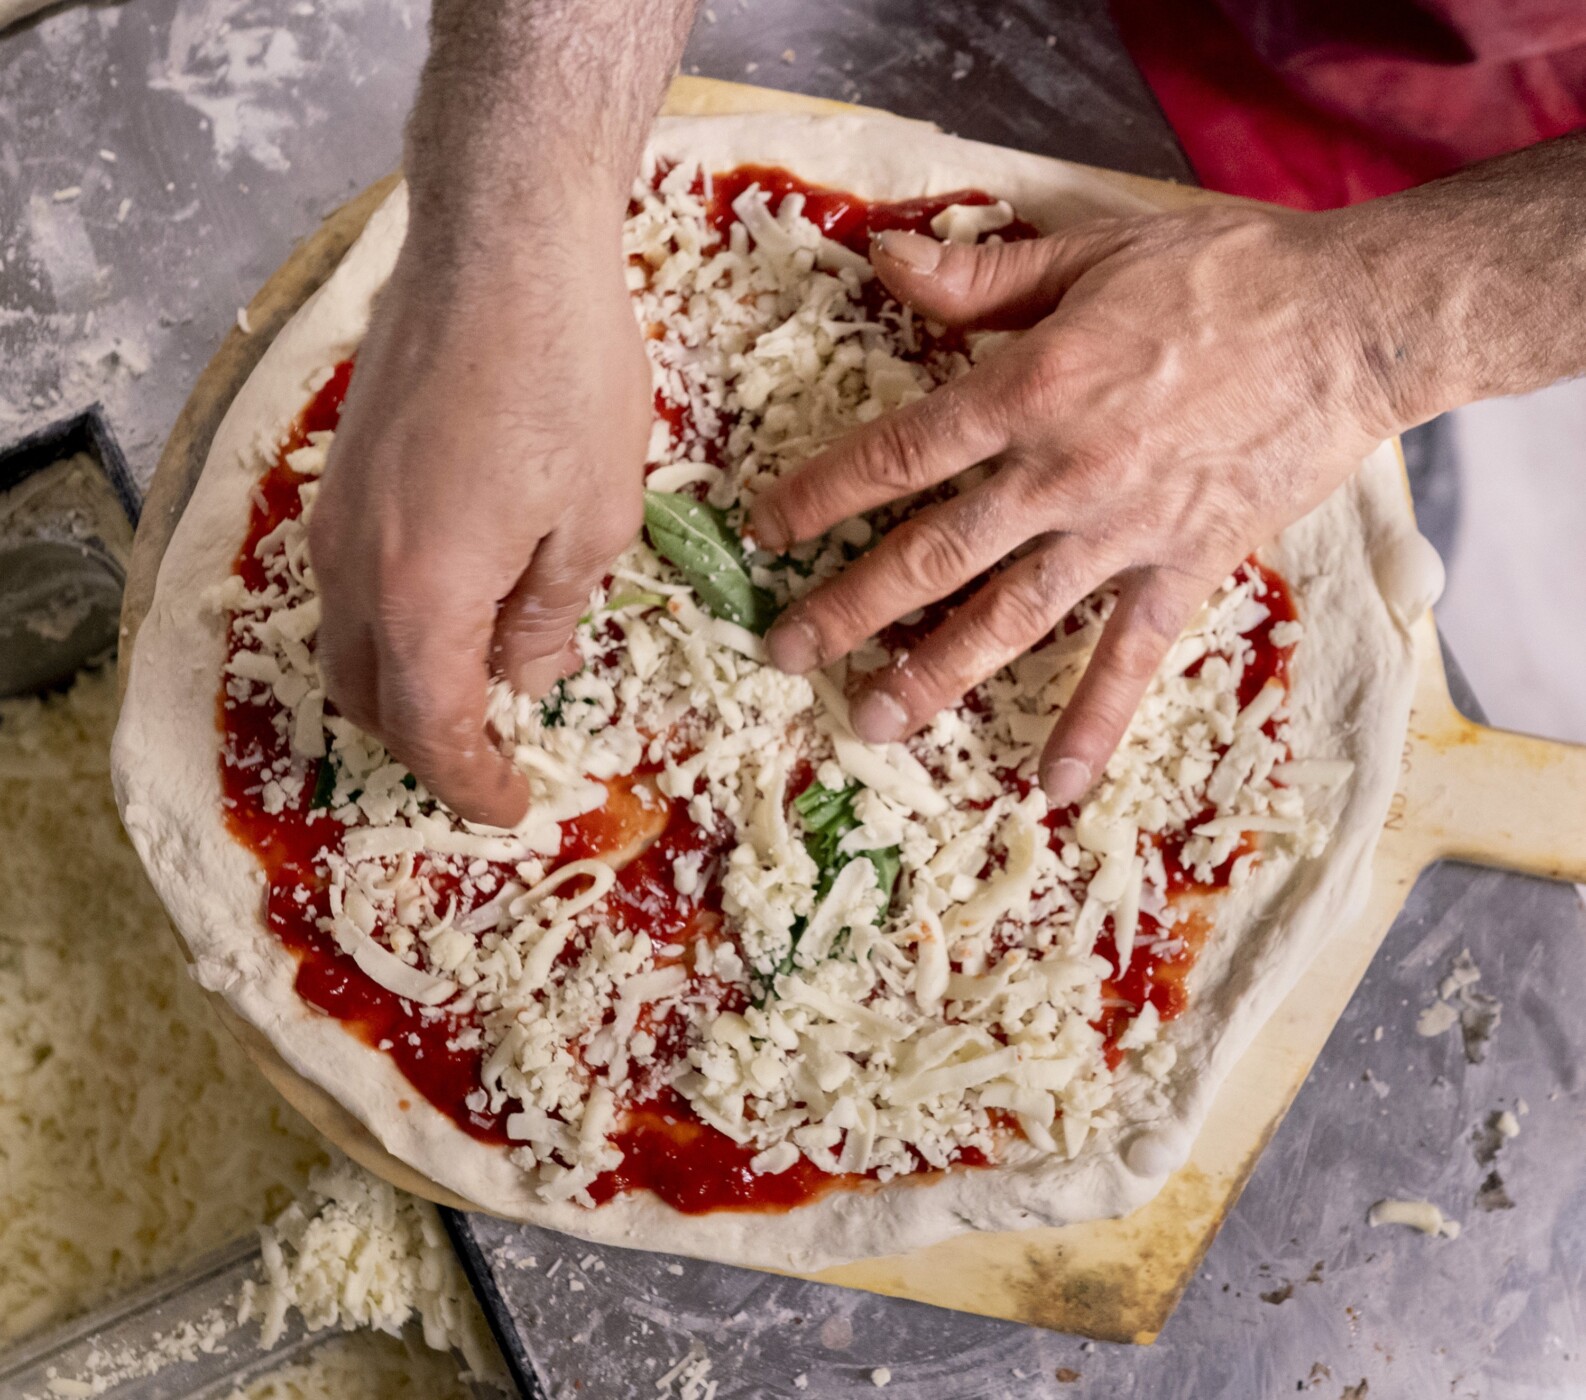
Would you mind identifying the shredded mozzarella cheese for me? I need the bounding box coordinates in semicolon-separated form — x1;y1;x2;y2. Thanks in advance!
211;165;1351;1205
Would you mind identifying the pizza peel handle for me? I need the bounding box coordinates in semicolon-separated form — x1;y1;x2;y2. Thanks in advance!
1401;657;1586;883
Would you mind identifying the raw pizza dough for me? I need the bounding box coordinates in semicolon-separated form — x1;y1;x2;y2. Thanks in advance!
113;113;1427;1271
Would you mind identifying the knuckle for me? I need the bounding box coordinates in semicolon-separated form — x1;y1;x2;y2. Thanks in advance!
1027;537;1084;599
374;545;450;615
862;411;936;493
979;577;1054;651
402;751;508;827
372;576;433;655
389;730;446;778
961;239;1017;302
1070;678;1134;747
1196;509;1254;568
521;569;596;626
750;488;797;547
493;625;547;670
991;458;1054;519
881;652;956;718
1002;347;1071;425
1133;576;1201;644
388;692;478;770
1059;446;1126;523
1106;618;1171;682
496;612;578;680
375;601;479;683
1065;720;1126;777
888;518;976;595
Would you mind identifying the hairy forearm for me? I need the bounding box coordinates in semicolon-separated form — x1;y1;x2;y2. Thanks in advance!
1338;131;1586;429
406;0;700;245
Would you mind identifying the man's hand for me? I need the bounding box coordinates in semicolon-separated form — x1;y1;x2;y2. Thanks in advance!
750;208;1398;805
754;127;1586;808
307;0;698;828
310;231;650;828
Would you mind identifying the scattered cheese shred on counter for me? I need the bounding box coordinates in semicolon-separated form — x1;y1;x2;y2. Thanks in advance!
655;1340;720;1399
1367;1198;1461;1239
240;1156;501;1380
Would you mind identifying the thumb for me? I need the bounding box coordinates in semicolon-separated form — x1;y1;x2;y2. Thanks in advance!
870;224;1124;330
491;504;636;700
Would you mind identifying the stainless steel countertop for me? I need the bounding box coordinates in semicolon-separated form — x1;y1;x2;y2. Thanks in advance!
3;4;1582;1398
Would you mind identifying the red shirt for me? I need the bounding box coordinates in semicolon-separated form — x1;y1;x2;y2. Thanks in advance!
1110;0;1586;207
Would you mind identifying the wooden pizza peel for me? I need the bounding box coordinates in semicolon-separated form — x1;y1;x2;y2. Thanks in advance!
117;76;1586;1345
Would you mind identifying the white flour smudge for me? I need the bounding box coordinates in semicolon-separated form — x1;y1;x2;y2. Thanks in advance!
0;304;153;462
148;2;310;172
26;193;104;303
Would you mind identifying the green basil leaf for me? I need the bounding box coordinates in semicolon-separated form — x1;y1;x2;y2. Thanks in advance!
794;778;903;917
309;757;339;810
643;490;775;633
604;588;667;614
793;779;858;832
863;845;902;909
761;841;901;1002
793;781;857;880
767;916;807;994
540;680;568;728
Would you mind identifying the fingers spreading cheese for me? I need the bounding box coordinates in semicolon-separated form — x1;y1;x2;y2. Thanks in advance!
213;163;1352;1210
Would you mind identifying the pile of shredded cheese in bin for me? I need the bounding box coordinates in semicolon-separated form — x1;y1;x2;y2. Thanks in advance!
0;668;495;1396
217;160;1353;1211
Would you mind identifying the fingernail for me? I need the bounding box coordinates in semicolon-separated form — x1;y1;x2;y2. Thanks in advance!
557;641;582;679
1043;756;1092;807
877;229;944;274
767;617;822;674
850;689;909;744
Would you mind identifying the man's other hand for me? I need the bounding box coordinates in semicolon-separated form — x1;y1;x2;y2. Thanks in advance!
751;207;1398;806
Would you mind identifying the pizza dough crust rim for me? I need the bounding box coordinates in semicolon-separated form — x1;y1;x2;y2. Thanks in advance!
112;113;1423;1272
